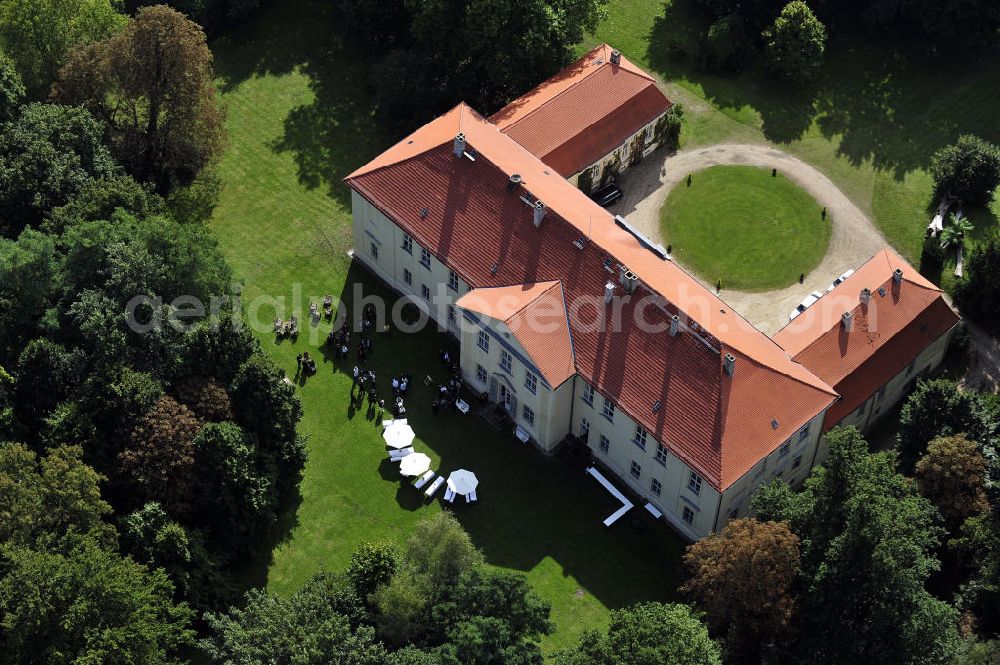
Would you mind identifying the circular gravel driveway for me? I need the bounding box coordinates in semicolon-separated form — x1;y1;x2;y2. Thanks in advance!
610;143;888;335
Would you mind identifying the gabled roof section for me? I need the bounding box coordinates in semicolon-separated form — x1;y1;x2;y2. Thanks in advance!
773;248;959;429
344;102;836;491
489;44;672;177
457;282;576;387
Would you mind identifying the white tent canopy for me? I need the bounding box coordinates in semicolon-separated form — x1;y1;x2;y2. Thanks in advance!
447;469;479;495
383;422;416;449
399;452;431;477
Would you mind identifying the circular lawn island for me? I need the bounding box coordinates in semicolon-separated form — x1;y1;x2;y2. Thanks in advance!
659;165;831;292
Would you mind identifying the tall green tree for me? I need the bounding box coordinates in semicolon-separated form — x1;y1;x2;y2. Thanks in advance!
762;1;827;84
0;50;24;122
553;602;722;665
0;0;125;95
755;427;960;665
930;135;1000;207
915;435;989;530
55;4;226;192
956;235;1000;334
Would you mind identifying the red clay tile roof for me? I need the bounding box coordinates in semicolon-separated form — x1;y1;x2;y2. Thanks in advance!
346;103;836;491
457;282;576;387
490;44;672;177
774;249;959;429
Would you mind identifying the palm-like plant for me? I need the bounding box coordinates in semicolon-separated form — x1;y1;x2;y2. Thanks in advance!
939;213;974;252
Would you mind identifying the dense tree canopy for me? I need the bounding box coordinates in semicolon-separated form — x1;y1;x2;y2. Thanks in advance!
55;5;226;192
0;50;24;122
0;103;119;233
342;0;609;123
956;236;1000;334
753;427;960;665
897;378;994;473
0;0;125;95
553;602;722;665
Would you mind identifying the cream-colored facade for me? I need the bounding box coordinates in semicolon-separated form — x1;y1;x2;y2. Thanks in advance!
569;117;663;193
350;188;953;541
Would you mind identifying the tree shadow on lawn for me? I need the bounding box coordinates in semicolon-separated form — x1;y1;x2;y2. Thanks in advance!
645;0;1000;178
326;263;686;611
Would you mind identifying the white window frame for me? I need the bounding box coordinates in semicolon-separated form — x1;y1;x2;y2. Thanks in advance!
522;404;535;427
448;270;459;291
601;397;615;422
687;472;702;496
402;233;413;254
499;350;512;374
477;330;489;353
650;477;662;496
403;268;412;286
476;364;487;384
633;425;647;451
599;434;610;454
654;445;667;467
421;284;430;300
524;371;537;395
582;384;594;406
420;247;431;269
682;506;695;525
630;460;641;480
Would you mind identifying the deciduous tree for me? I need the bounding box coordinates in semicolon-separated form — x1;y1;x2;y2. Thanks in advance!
762;1;827;84
956;236;1000;334
118;395;202;516
0;50;24;122
55;5;226;192
682;518;799;663
897;378;991;473
0;103;119;232
0;0;125;95
915;435;989;530
930;135;1000;207
553;602;722;665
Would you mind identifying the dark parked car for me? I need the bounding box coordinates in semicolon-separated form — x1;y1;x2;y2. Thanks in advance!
590;184;623;207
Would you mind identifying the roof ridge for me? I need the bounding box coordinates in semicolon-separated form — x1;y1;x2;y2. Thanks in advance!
502;281;564;322
498;45;654;132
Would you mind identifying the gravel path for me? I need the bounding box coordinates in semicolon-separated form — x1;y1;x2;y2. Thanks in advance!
610;143;888;335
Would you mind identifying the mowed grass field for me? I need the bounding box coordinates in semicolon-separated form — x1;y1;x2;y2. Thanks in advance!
660;166;831;291
581;0;1000;268
208;0;684;654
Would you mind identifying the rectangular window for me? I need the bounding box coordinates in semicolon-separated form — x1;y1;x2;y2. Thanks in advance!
654;446;667;467
601;397;615;422
499;350;512;374
476;364;487;385
633;425;647;451
477;330;489;353
792;454;803;469
630;461;641;480
522;405;535;427
687;472;702;496
682;506;695;525
797;424;810;442
420;247;431;269
403;268;412;286
599;434;609;454
421;284;430;300
650;478;662;496
524;371;537;395
580;418;590;442
370;242;379;260
447;305;456;322
402;233;413;254
582;384;594;406
448;270;459;291
779;442;790;458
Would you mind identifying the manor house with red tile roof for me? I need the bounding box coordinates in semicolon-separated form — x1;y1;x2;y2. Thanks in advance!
345;45;958;539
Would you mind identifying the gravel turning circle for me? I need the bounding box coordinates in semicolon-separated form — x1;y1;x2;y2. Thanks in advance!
611;143;888;335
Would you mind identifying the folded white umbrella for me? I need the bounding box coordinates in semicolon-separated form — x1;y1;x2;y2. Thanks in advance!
383;422;416;449
447;469;479;495
399;452;431;477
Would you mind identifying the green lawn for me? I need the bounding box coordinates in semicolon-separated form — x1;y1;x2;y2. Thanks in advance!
207;0;684;654
660;166;830;291
582;0;1000;268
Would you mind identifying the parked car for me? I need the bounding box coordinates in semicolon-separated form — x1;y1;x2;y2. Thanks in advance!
789;291;824;320
827;268;856;292
591;184;623;207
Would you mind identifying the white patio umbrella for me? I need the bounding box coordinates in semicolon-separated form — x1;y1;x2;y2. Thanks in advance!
399;452;431;477
447;469;479;495
383;422;416;449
